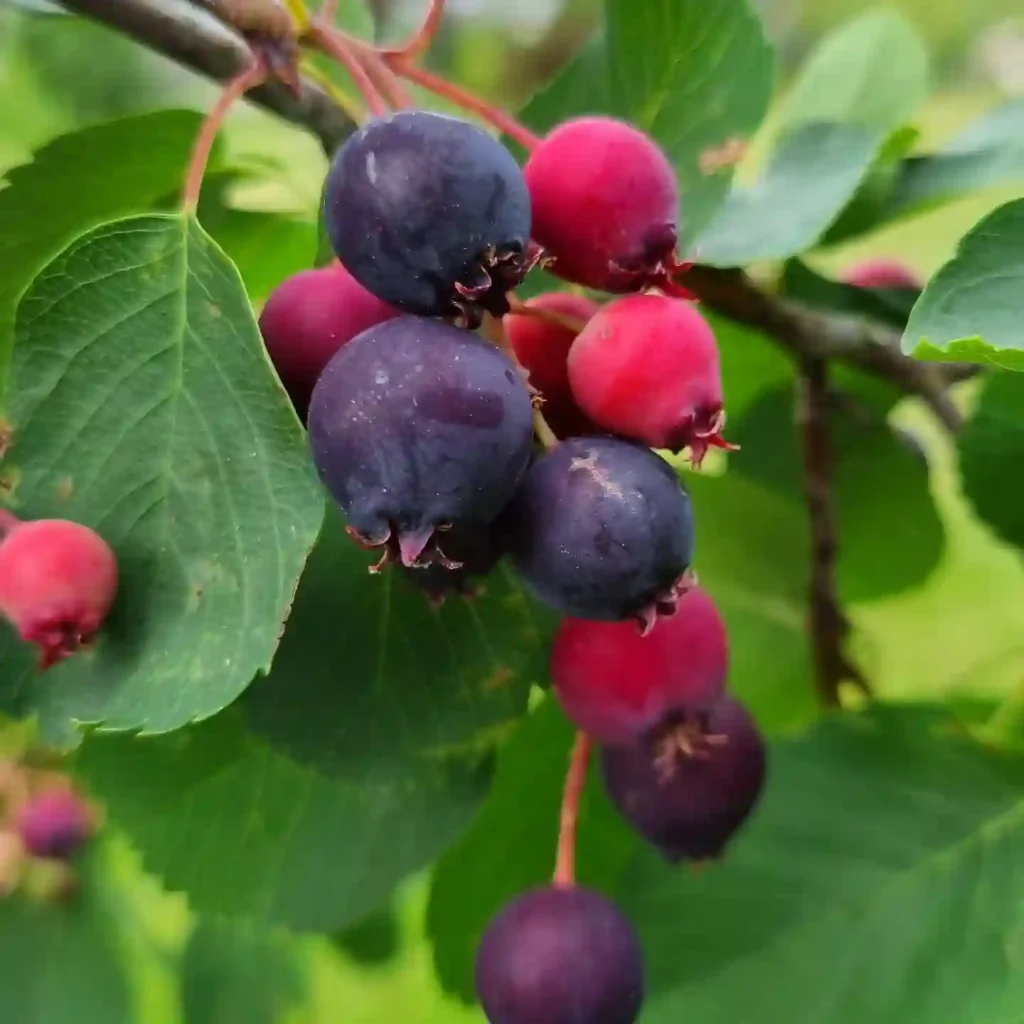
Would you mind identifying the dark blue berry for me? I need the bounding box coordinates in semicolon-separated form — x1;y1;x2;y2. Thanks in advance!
16;787;93;860
600;694;766;863
501;437;694;627
323;110;533;326
308;315;534;571
475;885;644;1024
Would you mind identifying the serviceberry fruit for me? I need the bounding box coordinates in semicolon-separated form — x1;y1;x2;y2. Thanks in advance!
475;885;644;1024
259;262;397;418
550;586;727;745
841;257;921;290
501;437;694;627
0;517;118;669
402;521;504;605
568;292;730;463
524;117;686;293
308;316;534;571
505;292;598;438
600;693;766;863
16;786;94;860
323;109;533;326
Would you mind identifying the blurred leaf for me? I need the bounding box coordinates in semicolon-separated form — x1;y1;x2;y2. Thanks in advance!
333;905;400;966
333;0;374;39
902;198;1024;369
181;919;304;1024
427;697;637;1002
618;705;1024;1024
711;310;794;420
522;0;775;244
0;111;204;403
0;843;131;1024
0;214;323;741
0;0;66;12
959;372;1024;552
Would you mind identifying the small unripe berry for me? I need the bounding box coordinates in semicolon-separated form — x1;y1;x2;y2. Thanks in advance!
841;258;921;290
16;786;94;860
568;293;730;463
0;518;118;669
475;885;644;1024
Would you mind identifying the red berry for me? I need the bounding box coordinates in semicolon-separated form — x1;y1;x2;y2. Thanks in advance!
550;586;728;745
524;118;688;293
505;293;599;438
0;518;118;669
567;293;730;462
16;786;94;860
841;258;921;290
259;263;398;418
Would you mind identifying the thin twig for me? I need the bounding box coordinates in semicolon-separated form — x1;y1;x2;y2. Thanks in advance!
553;731;591;888
344;35;416;109
382;0;446;60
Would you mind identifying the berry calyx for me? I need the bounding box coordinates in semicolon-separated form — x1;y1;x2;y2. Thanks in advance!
15;786;95;860
308;316;534;573
841;258;921;290
524;117;689;294
550;586;728;745
323;109;534;327
475;885;644;1024
401;521;504;606
505;292;599;439
259;262;398;418
600;693;766;863
0;517;118;670
501;437;695;627
567;292;732;463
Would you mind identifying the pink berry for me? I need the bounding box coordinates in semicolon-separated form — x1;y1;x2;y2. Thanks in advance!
0;518;118;669
505;292;599;439
524;118;689;293
567;293;731;463
259;263;398;417
16;786;93;860
550;586;728;745
841;258;921;290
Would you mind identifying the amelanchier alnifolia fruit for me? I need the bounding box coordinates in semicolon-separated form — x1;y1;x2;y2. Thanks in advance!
259;262;397;417
16;786;94;860
600;694;767;863
475;885;644;1024
323;109;533;326
401;521;504;606
308;316;534;571
841;257;921;290
501;437;695;628
524;117;689;293
0;516;118;669
551;586;728;745
568;293;731;463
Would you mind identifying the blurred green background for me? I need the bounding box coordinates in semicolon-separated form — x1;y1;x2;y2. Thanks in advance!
1;0;1024;1019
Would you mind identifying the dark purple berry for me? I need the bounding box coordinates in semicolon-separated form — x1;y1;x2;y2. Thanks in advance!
475;885;644;1024
16;787;93;860
501;437;694;628
402;520;504;605
323;110;533;326
600;694;766;863
308;315;534;571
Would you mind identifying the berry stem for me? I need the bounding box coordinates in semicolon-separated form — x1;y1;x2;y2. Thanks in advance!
0;510;21;540
345;36;415;109
320;0;337;22
507;293;587;334
553;731;591;887
182;59;267;214
309;20;389;117
382;0;446;61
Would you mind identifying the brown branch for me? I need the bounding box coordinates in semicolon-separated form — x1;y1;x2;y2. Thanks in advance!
796;358;869;707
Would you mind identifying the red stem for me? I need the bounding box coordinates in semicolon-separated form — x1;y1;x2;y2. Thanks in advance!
553;731;591;887
382;0;446;61
0;510;21;540
349;39;415;109
506;293;588;334
310;20;389;117
182;60;266;213
321;0;338;21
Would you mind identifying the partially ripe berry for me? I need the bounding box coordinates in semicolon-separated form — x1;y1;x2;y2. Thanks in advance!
16;786;94;860
323;110;533;326
475;885;644;1024
402;521;504;606
501;437;694;627
568;293;730;462
259;263;397;418
524;117;685;293
841;258;921;290
551;586;728;745
600;694;766;863
505;292;598;438
308;316;534;571
0;518;118;669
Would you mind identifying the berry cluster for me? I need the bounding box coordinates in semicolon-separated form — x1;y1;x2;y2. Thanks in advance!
261;105;767;1024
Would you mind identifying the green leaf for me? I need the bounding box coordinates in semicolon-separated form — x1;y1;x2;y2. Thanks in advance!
959;372;1024;552
902;198;1024;369
333;0;374;38
332;905;400;966
427;697;637;1002
522;0;775;244
712;311;794;421
0;214;323;741
617;705;1024;1024
0;111;205;403
181;919;304;1024
0;843;131;1024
